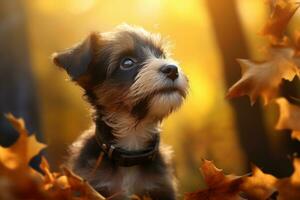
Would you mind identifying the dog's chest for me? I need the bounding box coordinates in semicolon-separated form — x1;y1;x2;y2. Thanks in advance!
121;167;140;195
94;166;156;198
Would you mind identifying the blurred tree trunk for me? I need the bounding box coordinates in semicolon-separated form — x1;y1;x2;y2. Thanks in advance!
0;0;41;147
206;0;290;176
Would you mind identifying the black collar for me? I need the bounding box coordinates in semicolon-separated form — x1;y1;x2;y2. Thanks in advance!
95;120;160;167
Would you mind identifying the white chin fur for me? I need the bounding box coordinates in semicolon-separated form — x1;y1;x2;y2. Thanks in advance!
148;91;184;118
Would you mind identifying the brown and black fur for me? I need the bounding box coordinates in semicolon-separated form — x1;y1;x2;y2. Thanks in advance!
52;24;189;200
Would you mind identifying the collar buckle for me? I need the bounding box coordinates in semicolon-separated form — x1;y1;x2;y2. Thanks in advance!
108;145;115;159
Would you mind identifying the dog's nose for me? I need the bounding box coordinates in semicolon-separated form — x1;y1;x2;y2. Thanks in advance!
160;64;179;81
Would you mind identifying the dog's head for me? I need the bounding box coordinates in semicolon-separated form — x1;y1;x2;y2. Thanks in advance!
53;25;189;121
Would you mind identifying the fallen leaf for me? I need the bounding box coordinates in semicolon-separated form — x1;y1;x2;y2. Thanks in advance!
0;113;47;169
0;114;108;199
40;156;57;190
62;166;106;200
0;157;48;200
262;0;300;45
227;47;299;105
184;159;245;200
275;98;300;140
240;165;277;200
276;158;300;200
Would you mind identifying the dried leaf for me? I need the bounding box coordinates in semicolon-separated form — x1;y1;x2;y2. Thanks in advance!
275;98;300;140
40;156;57;190
0;114;108;199
227;48;299;105
0;113;47;169
0;158;48;200
262;0;300;45
276;158;300;200
184;159;245;200
240;165;277;200
62;166;106;200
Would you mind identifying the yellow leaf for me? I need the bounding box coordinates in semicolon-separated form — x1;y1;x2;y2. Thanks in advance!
184;159;245;200
62;166;106;200
275;98;300;141
0;113;47;169
262;0;300;45
240;165;277;200
227;48;299;105
277;158;300;200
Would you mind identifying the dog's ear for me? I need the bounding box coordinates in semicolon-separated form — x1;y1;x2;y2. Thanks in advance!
52;32;99;80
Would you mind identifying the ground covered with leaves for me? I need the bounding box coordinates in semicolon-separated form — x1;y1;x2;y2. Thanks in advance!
1;0;300;199
0;114;106;200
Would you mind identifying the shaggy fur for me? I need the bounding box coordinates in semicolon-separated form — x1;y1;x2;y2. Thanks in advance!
52;24;189;200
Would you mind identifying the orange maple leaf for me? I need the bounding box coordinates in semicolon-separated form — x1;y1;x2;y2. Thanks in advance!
0;114;107;199
240;165;277;200
227;47;299;105
184;159;245;200
39;156;106;199
276;158;300;200
275;98;300;141
0;113;47;169
62;166;106;199
262;0;300;45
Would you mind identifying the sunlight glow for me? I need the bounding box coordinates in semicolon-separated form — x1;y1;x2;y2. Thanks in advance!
137;0;162;17
168;0;202;20
236;0;268;59
32;0;95;14
67;0;95;14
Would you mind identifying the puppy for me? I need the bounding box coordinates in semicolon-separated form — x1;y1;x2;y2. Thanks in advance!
52;24;189;200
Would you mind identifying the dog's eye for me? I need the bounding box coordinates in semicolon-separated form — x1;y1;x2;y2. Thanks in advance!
120;58;136;70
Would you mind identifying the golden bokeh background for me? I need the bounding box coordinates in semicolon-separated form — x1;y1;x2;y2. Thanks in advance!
0;0;294;195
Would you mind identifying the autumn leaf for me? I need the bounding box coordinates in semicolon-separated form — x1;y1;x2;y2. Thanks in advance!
40;156;57;190
0;156;48;200
61;166;106;200
0;113;47;169
0;114;110;199
184;159;245;200
0;114;49;199
276;158;300;200
39;157;106;199
262;0;300;45
240;165;277;200
275;98;300;140
227;47;299;105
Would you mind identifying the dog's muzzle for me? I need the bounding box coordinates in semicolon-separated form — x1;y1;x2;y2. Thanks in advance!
160;64;179;81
